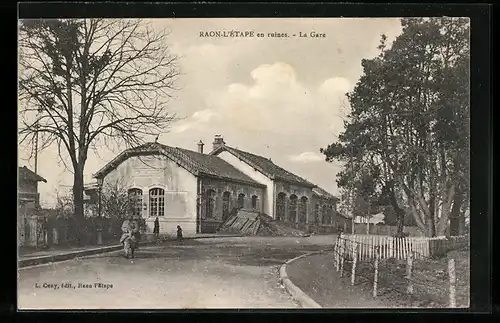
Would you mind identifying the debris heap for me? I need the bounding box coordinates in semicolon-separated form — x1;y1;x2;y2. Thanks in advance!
218;209;309;237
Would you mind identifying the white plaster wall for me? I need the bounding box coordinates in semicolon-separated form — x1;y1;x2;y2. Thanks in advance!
216;150;274;217
101;154;197;235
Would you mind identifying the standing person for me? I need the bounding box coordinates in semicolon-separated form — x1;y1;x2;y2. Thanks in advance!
120;217;134;259
120;216;138;258
121;217;131;234
176;225;183;241
120;229;136;259
130;217;140;251
153;216;160;243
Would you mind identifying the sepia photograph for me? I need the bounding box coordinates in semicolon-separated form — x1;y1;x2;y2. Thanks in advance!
17;16;470;309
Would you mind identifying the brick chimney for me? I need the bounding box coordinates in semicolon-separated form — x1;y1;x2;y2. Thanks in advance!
212;134;225;151
197;140;204;154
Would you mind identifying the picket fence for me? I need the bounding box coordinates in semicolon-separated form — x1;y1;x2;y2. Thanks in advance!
339;234;429;260
338;234;469;260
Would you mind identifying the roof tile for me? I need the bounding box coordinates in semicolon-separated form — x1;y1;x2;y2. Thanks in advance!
219;146;315;187
95;142;264;187
312;187;339;200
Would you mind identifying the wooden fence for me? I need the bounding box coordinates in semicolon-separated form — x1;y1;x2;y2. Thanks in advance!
429;235;470;257
339;234;469;260
333;235;465;307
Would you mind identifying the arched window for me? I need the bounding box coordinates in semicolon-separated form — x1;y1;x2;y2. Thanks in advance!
237;193;245;209
128;188;143;217
205;189;216;218
149;188;165;217
298;196;308;224
276;192;286;221
321;204;328;224
222;191;231;221
288;195;298;223
314;204;320;225
251;195;258;210
328;205;334;225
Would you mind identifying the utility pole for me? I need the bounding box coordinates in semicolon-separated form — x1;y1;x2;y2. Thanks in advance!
97;178;103;245
349;144;355;234
366;195;371;235
34;108;43;175
34;125;39;174
350;186;355;234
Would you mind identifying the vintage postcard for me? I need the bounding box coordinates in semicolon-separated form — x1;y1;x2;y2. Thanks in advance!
17;17;470;309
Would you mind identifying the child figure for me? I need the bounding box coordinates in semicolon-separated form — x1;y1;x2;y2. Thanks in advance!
176;225;183;241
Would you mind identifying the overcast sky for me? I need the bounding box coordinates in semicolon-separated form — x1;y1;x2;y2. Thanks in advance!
19;18;404;207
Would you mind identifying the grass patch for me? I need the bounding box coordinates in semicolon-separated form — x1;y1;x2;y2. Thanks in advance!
286;246;469;308
353;246;470;308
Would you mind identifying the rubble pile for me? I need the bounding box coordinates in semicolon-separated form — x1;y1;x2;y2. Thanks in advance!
218;209;308;237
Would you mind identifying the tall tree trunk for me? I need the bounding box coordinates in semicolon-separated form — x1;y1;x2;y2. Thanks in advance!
449;188;463;236
436;182;456;236
388;188;405;237
458;206;467;235
458;191;469;235
396;175;428;235
73;164;85;245
427;194;437;237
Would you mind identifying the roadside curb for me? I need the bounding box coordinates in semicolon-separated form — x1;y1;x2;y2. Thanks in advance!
279;249;330;308
18;234;242;268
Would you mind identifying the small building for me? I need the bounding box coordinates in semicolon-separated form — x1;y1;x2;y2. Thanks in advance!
18;166;47;246
18;166;47;208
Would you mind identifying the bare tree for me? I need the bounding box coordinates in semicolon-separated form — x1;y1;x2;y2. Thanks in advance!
18;19;179;242
101;177;133;220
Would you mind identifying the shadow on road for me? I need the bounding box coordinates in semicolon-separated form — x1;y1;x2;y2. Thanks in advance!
87;238;331;267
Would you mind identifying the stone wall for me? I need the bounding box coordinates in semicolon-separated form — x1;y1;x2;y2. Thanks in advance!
310;195;339;228
274;181;314;224
199;177;265;233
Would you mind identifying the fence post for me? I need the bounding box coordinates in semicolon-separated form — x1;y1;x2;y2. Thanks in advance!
373;246;379;297
340;237;346;277
335;235;340;271
351;243;358;286
406;251;414;294
448;258;456;307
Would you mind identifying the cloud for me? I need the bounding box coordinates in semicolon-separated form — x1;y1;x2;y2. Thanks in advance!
172;108;216;133
192;109;216;123
205;62;349;138
30;19;406;206
289;151;324;163
319;77;353;95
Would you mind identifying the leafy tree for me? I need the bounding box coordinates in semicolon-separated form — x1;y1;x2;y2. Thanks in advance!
18;19;179;243
322;18;469;237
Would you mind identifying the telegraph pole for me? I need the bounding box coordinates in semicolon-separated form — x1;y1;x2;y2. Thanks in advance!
350;189;355;234
34;125;39;174
34;108;42;175
349;144;355;234
366;195;371;235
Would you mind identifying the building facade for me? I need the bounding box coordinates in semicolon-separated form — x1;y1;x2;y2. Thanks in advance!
18;166;47;246
92;136;339;236
209;138;339;229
